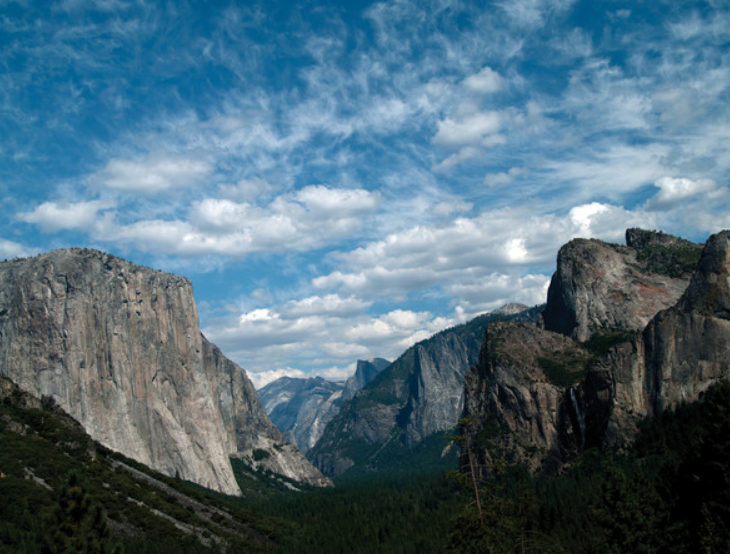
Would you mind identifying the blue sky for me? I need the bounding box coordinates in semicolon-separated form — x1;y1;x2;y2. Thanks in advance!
2;0;729;387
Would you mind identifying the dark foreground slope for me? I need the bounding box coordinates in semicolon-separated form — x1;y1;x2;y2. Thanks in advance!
0;376;284;554
0;374;467;554
450;379;730;553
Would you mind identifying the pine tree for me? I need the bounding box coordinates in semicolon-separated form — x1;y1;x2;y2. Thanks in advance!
42;472;121;554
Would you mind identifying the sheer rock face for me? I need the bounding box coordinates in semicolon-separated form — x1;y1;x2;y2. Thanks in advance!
309;322;487;477
600;230;730;445
463;321;589;475
542;229;700;341
0;249;329;494
464;230;730;475
341;358;391;402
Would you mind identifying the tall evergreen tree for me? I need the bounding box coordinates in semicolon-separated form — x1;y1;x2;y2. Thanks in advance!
42;472;120;554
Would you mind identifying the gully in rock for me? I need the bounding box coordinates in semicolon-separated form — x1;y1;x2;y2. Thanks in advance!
568;387;586;453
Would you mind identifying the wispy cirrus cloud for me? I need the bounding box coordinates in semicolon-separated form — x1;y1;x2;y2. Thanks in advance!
4;0;729;379
90;152;214;194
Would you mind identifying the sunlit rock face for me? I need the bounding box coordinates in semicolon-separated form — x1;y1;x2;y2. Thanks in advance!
542;228;700;341
0;248;329;494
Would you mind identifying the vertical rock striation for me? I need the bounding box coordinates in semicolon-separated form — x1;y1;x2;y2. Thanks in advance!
599;230;730;445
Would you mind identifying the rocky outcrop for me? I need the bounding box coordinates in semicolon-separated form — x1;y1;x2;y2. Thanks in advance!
259;359;390;454
463;321;591;475
341;358;391;402
309;306;541;477
596;230;730;446
464;229;729;476
542;229;701;341
0;248;329;494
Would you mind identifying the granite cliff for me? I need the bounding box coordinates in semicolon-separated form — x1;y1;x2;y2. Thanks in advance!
0;248;330;494
258;358;390;453
463;229;727;476
542;228;701;341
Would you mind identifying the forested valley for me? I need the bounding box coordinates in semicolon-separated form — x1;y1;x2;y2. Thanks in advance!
1;377;729;553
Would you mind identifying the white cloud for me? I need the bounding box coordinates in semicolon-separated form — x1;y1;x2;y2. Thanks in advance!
247;368;307;389
218;177;276;202
542;143;668;202
646;177;722;211
344;309;442;350
314;363;358;383
448;273;551;317
18;199;115;233
497;0;578;29
280;295;371;318
23;185;382;258
90;152;213;194
433;111;501;147
0;238;33;260
432;147;481;172
432;200;473;216
484;167;528;187
204;299;459;374
313;203;652;304
294;185;381;216
463;66;504;94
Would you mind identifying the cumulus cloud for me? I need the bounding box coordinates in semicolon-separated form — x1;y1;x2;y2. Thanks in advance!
22;185;382;258
90;152;213;194
218;177;276;202
447;273;551;317
204;295;457;374
463;66;504;94
433;111;502;147
18;199;115;233
432;200;473;216
280;294;371;318
645;177;723;211
314;203;651;303
247;368;307;389
0;238;33;260
206;197;652;374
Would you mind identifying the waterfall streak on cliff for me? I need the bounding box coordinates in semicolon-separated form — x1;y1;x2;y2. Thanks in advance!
569;387;586;452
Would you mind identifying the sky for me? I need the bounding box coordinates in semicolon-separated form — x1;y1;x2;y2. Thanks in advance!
1;0;729;388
